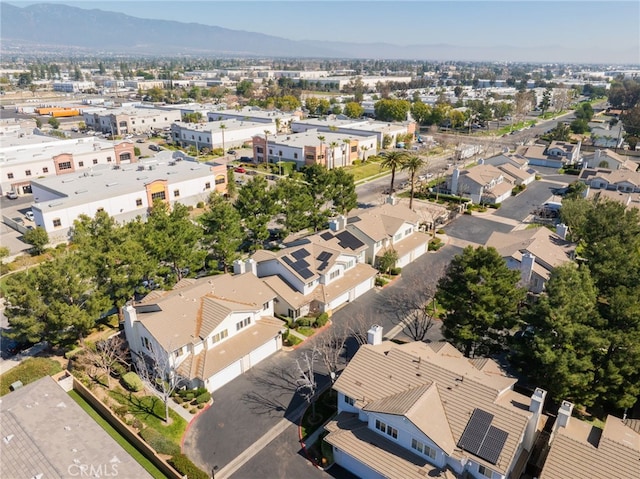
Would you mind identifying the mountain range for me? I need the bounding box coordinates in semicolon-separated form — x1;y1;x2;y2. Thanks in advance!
1;3;635;63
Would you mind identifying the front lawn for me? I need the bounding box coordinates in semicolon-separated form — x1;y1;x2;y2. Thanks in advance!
0;357;62;396
343;159;388;182
300;388;338;440
109;387;187;444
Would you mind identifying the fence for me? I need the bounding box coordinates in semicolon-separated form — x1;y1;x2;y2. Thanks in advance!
72;376;183;479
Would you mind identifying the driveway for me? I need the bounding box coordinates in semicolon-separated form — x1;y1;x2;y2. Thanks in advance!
492;180;557;222
444;215;514;245
182;245;461;478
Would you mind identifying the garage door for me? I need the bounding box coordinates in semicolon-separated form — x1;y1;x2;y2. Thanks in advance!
354;278;373;299
329;291;350;310
412;243;427;261
249;338;278;366
397;253;411;268
209;360;242;392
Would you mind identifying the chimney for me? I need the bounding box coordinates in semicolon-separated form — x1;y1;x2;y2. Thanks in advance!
523;388;547;451
555;400;574;431
233;259;245;275
367;324;383;345
521;252;535;285
386;195;398;206
451;167;460;196
245;258;257;276
329;215;346;232
477;158;485;165
594;149;601;166
556;223;568;240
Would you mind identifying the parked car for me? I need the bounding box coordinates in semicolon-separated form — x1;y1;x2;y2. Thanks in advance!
136;138;146;143
25;211;34;221
149;144;160;151
6;190;18;200
246;170;258;176
234;167;246;174
227;149;237;155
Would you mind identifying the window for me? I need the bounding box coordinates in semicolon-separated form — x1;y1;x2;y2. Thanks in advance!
211;329;228;344
120;153;131;161
25;170;32;176
329;270;340;280
344;395;355;406
405;227;412;236
78;161;84;167
141;337;153;352
478;465;492;478
263;301;269;310
107;156;112;162
351;145;357;153
236;317;251;331
53;218;62;227
174;346;184;357
215;176;225;185
294;153;298;159
97;207;104;213
93;159;98;165
205;182;211;189
174;189;180;197
256;146;264;154
411;438;436;460
136;198;143;207
375;419;398;439
151;191;166;201
42;167;49;173
394;233;402;241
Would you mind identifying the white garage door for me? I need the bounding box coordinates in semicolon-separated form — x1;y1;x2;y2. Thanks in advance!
412;243;427;261
334;449;384;479
329;291;350;310
397;253;411;268
249;338;278;366
354;278;373;299
209;360;242;393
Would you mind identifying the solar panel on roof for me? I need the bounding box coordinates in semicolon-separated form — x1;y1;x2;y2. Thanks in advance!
297;268;314;279
317;251;332;262
291;249;310;260
457;409;508;465
336;231;365;250
320;232;334;241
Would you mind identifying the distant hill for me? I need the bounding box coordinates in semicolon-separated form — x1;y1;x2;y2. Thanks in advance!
2;3;634;62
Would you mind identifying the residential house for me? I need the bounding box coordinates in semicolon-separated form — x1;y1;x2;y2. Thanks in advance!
518;141;581;168
29;152;226;241
248;224;377;319
486;225;575;293
483;153;530;171
539;401;640;479
346;199;430;268
578;167;640;194
252;129;376;169
124;273;285;393
325;331;548;479
584;188;640;212
582;149;638;171
449;163;514;205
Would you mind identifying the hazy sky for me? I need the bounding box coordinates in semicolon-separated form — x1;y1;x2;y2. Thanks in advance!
9;1;640;62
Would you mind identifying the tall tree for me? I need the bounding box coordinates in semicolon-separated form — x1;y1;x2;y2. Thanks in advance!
303;164;334;232
402;155;426;210
380;151;407;194
436;246;525;357
235;175;276;250
273;177;313;234
200;194;243;272
328;168;358;215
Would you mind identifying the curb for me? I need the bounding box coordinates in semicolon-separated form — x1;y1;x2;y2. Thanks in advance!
180;400;213;452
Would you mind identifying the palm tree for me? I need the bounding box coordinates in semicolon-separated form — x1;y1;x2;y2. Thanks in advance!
402;155;426;209
380;151;407;195
342;139;351;166
263;130;270;164
220;123;227;155
329;141;339;169
317;135;326;167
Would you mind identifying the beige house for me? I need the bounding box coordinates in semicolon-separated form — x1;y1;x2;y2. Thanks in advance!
325;332;548;479
123;274;285;393
579;167;640;194
539;401;640;479
582;149;638;171
486;225;574;293
449;163;514;205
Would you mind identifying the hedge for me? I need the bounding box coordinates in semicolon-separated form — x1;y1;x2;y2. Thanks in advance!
195;391;211;405
315;313;329;328
122;372;143;392
169;454;209;479
139;427;180;456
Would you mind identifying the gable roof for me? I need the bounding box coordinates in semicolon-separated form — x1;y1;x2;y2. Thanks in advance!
460;164;506;188
134;273;275;350
332;341;532;474
540;415;640;479
347;203;421;242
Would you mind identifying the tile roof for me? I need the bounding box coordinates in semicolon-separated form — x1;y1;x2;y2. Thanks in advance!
540;415;640;479
134;273;275;350
375;231;429;260
332;341;531;474
347;203;421;242
325;412;455;479
498;163;535;183
460;164;506;187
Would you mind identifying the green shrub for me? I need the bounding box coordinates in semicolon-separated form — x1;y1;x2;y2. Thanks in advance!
182;403;189;409
195;387;207;396
463;210;472;215
175;396;184;404
121;372;143;392
169;454;210;479
196;391;211;404
185;392;195;400
389;267;402;276
315;313;329;328
196;201;205;209
428;238;443;251
296;317;315;328
112;362;127;378
190;408;197;414
197;403;204;409
352;159;362;166
436;228;446;235
139;427;180;456
375;277;389;287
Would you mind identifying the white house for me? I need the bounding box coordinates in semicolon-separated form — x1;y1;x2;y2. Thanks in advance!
518;141;581;169
449;163;514;205
123;273;285;393
325;333;548;479
29;153;226;241
582;149;638;171
579;167;640;194
248;228;377;319
345;199;430;268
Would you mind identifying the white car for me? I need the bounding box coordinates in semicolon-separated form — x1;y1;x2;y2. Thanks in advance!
25;211;35;221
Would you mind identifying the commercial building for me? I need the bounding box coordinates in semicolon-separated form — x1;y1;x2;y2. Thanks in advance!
171;119;276;152
83;107;181;135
